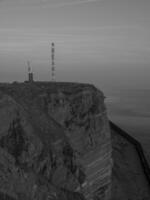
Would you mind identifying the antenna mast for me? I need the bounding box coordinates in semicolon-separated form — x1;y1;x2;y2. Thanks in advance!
27;61;33;82
51;42;55;81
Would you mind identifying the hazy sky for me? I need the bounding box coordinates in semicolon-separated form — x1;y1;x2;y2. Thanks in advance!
0;0;150;89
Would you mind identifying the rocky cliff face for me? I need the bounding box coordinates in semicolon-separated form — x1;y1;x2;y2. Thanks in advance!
110;123;150;200
0;82;112;200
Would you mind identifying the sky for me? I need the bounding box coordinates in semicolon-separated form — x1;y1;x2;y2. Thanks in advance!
0;0;150;90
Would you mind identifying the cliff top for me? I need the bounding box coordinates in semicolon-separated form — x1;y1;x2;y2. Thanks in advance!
0;81;98;92
0;81;105;101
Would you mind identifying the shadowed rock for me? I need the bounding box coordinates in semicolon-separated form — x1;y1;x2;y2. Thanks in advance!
0;82;111;200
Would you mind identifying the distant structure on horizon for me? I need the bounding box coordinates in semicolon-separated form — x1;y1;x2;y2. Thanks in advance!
27;61;34;82
51;42;56;81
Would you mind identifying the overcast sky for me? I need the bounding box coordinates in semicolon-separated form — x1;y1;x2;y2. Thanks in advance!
0;0;150;89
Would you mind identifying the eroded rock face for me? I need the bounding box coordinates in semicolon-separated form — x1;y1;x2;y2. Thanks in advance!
0;82;112;200
45;85;112;199
111;128;150;200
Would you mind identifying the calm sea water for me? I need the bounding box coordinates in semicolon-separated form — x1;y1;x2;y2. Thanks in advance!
105;89;150;158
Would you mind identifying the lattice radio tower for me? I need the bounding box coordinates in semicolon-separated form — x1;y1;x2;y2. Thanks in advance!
51;42;55;81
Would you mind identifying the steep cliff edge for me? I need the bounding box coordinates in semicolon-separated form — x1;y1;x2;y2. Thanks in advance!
110;122;150;200
0;82;149;200
0;82;112;200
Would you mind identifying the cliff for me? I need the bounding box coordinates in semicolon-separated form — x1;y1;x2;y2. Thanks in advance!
110;122;150;200
0;82;112;200
0;82;149;200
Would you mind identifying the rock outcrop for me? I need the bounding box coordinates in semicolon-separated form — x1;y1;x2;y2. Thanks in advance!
1;82;149;200
0;82;112;200
110;122;150;200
